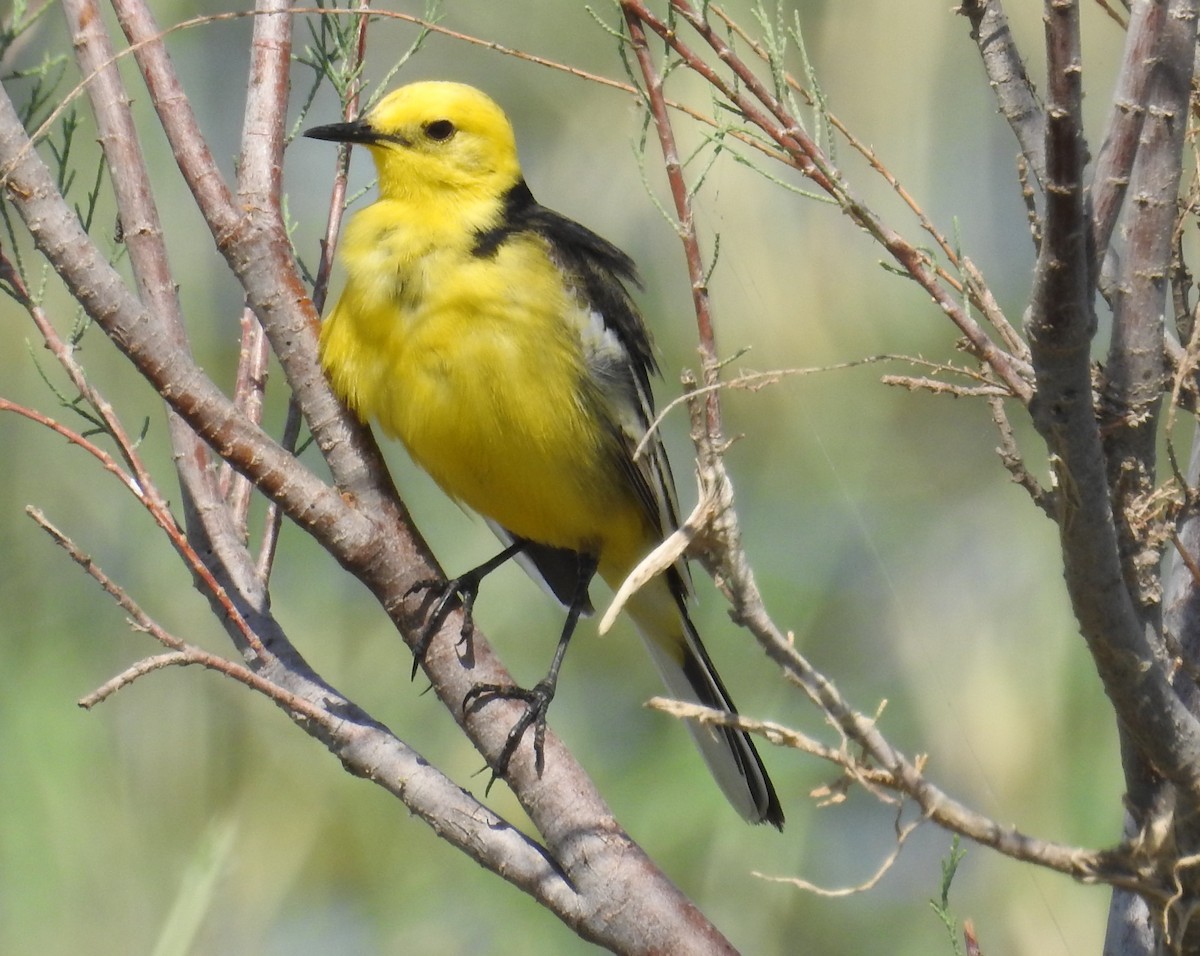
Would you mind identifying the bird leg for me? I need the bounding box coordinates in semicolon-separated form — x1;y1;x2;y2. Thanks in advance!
405;541;525;678
464;553;598;788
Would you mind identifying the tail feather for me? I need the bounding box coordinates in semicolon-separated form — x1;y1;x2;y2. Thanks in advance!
627;580;784;829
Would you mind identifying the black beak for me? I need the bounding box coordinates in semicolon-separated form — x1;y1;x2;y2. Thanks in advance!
303;119;381;145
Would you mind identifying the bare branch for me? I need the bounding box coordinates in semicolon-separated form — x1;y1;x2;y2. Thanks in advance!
692;7;1031;358
1092;0;1169;268
620;0;1034;403
80;653;192;707
1028;0;1200;800
21;504;588;912
958;0;1047;196
1100;0;1195;617
0;397;267;657
258;0;372;582
679;403;1133;888
988;395;1056;517
624;7;723;444
879;375;1012;397
61;0;278;673
2;12;759;949
0;113;362;546
652;698;1128;886
754;810;924;898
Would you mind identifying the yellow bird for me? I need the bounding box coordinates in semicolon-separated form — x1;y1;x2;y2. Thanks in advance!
306;81;783;828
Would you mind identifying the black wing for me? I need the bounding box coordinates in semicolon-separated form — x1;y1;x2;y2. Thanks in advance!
473;180;690;604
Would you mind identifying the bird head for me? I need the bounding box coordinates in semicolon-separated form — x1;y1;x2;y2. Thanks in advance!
304;81;522;203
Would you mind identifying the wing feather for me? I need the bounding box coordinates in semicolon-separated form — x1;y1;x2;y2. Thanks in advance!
473;180;690;601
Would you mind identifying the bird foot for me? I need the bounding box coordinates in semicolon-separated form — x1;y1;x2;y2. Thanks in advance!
464;678;556;790
405;542;526;678
405;572;482;679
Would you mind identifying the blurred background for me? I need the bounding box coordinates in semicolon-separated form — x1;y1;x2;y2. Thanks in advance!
1;2;1132;953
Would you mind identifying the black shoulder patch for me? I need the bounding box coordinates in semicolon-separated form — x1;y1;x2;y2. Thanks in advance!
470;178;658;402
472;180;538;259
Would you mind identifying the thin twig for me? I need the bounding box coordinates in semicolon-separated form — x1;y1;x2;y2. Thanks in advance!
1;397;268;658
5;7;748;183
79;653;192;707
988;394;1055;518
620;0;1034;404
1093;0;1130;28
624;8;723;441
646;694;1139;889
713;4;1029;365
754;810;924;897
25;506;304;710
880;375;1012;398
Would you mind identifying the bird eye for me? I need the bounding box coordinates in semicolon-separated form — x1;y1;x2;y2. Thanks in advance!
424;119;456;142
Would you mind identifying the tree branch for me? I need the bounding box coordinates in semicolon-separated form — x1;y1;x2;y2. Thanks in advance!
620;0;1034;403
958;0;1047;197
1092;0;1169;269
1;8;748;949
1101;0;1195;617
1027;0;1200;801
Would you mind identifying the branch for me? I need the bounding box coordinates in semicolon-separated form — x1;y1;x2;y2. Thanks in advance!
1027;0;1200;799
0;396;266;658
61;0;274;669
709;4;1031;368
672;371;1151;890
615;0;1162;893
23;505;576;907
988;395;1057;517
223;0;291;544
1091;0;1169;269
259;2;370;581
958;0;1047;196
620;0;1034;404
0;111;362;545
1;10;747;950
623;11;723;438
1100;0;1195;608
651;699;1134;888
616;26;1079;890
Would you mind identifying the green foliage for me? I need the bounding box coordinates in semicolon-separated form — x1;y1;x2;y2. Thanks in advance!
2;42;111;311
294;2;370;117
292;0;441;124
929;835;969;956
0;0;56;68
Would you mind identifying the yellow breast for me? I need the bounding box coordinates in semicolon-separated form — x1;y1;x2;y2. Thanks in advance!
319;203;649;565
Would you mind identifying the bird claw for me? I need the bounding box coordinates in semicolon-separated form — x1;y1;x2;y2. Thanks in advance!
405;542;526;679
464;679;556;789
405;574;480;679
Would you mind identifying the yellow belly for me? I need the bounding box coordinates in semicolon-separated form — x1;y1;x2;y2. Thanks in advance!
320;229;652;573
